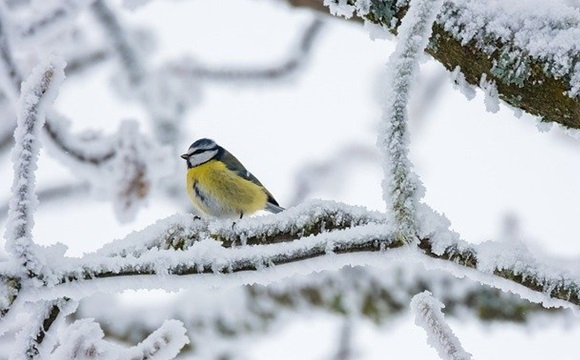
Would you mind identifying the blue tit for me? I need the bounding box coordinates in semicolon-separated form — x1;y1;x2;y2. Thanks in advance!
181;138;284;219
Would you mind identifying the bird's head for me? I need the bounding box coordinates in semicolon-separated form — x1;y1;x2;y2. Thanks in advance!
181;138;220;168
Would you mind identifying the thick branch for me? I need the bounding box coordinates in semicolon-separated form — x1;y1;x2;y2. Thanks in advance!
290;0;580;129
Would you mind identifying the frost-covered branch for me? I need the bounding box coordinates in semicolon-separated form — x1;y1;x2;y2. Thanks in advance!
0;201;575;310
11;299;68;360
378;0;441;243
0;276;20;320
293;0;580;129
77;265;561;356
5;59;65;279
0;182;89;223
50;318;188;360
411;291;473;360
127;320;189;360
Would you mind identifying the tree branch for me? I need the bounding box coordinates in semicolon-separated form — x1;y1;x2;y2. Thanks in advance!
5;59;65;280
11;299;67;360
76;264;563;356
168;17;324;81
289;0;580;129
2;201;574;310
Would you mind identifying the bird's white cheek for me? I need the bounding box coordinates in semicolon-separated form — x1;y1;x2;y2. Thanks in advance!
188;150;217;167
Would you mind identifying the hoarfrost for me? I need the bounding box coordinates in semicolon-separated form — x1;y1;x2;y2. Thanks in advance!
5;57;65;279
51;318;188;360
439;0;580;96
324;0;356;19
378;0;441;242
449;66;475;100
479;73;499;113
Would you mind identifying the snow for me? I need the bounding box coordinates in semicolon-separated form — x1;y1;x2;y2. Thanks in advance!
50;318;188;360
438;0;580;97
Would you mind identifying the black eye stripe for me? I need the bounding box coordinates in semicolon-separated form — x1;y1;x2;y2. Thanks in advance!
189;147;217;155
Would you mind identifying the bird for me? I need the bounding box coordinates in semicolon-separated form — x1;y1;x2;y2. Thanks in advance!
181;138;284;219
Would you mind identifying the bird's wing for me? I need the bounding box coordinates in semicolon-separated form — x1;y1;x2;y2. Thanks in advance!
220;149;281;207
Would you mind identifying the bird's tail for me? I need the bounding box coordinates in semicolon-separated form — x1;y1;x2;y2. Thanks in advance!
266;202;285;214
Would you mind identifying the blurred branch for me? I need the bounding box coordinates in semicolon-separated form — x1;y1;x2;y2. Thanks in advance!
91;0;144;86
169;17;324;81
289;0;580;129
0;182;90;223
15;0;93;43
286;144;379;207
330;319;355;360
0;4;116;165
77;265;563;354
65;48;110;74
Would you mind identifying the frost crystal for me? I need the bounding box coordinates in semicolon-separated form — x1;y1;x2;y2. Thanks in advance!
479;73;499;113
378;0;441;243
450;66;475;100
324;0;356;19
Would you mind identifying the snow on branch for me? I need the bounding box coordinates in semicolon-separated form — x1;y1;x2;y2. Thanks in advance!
127;320;189;360
10;299;70;360
411;291;473;360
5;58;65;280
77;264;563;351
0;275;20;320
50;319;188;360
378;0;441;243
0;200;574;312
304;0;580;129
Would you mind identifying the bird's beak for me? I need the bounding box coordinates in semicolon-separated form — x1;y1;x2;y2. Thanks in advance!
180;153;189;160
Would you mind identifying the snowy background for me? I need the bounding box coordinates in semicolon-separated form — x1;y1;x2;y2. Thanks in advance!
1;0;580;359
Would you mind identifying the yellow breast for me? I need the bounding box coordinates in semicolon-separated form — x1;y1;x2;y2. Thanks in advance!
186;160;268;218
